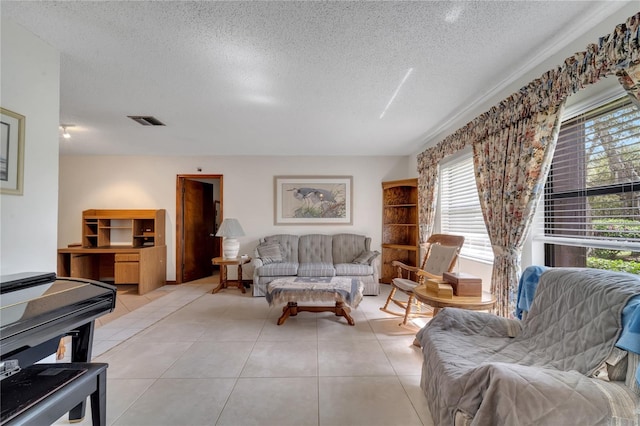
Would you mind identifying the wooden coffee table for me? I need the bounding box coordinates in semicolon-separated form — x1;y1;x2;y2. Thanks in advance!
266;277;363;326
412;285;496;316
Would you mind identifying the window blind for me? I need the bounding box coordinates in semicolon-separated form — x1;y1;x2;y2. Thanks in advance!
543;96;640;252
440;154;494;263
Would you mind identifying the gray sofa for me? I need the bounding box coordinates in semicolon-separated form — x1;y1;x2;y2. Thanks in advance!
415;268;640;425
251;233;380;297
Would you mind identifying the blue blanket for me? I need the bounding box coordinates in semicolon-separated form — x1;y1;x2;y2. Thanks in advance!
617;295;640;353
616;294;640;386
514;265;547;320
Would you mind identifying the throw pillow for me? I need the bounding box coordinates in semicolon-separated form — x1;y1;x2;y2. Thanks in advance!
352;250;380;265
423;244;459;275
257;242;283;264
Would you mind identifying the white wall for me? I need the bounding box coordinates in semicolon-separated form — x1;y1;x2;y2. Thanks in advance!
0;19;60;275
58;155;412;281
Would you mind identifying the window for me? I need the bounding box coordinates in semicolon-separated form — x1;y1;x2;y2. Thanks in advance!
543;96;640;273
440;154;494;263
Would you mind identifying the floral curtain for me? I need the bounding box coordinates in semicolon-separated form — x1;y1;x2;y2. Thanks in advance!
416;128;473;242
472;105;564;317
618;62;640;107
416;162;439;243
416;12;640;316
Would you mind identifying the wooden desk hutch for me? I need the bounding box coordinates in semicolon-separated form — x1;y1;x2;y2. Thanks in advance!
58;209;166;295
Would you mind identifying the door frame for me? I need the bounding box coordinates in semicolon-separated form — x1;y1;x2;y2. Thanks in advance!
176;174;223;284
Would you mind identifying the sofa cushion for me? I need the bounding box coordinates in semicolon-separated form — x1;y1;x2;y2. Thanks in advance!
256;242;283;264
335;263;373;276
298;262;336;277
299;234;333;263
258;262;298;277
332;233;370;264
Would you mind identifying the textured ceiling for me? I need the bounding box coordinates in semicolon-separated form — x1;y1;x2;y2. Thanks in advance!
1;1;633;156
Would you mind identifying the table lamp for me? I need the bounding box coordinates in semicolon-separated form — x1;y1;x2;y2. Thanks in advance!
215;218;245;259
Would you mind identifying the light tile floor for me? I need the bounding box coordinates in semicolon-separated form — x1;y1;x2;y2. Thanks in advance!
97;284;170;327
54;278;435;426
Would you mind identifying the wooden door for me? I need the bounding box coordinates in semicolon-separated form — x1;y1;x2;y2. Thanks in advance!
178;178;217;283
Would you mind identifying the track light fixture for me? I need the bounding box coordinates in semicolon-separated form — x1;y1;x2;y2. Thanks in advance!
60;124;74;139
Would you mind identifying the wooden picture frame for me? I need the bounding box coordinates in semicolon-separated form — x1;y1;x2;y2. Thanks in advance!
1;108;25;195
274;175;353;225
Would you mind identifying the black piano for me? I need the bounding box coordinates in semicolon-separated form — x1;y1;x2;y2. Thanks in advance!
0;272;116;424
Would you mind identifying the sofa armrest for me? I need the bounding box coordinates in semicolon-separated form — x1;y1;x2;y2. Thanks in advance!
371;255;381;283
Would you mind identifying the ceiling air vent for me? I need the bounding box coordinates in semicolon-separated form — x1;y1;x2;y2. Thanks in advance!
127;115;165;126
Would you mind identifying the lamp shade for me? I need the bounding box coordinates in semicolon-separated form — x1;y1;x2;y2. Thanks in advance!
215;218;245;258
215;218;245;238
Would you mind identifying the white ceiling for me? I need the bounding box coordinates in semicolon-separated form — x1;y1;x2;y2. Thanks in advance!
1;1;633;156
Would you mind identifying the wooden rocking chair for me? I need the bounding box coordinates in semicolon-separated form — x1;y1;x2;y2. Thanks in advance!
380;234;464;325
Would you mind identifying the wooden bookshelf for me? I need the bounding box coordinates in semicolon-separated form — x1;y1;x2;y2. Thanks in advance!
381;179;420;283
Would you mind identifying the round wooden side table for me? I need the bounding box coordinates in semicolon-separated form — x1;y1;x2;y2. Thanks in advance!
412;285;496;316
211;256;251;294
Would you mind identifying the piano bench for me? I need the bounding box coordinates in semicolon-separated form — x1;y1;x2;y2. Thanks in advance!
1;362;108;426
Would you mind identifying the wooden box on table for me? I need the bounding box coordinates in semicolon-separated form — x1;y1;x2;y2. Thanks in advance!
425;278;454;299
442;272;482;297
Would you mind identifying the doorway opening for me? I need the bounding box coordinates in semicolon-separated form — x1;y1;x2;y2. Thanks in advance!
176;174;223;284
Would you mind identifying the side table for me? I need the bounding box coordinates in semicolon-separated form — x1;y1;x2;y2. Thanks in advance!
211;256;251;294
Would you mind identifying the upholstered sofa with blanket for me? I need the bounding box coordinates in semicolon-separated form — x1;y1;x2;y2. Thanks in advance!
416;268;640;426
251;234;380;297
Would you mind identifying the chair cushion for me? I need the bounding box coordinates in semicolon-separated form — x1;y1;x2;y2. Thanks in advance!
256;242;283;264
298;262;336;277
257;262;298;277
424;244;459;275
393;278;420;292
